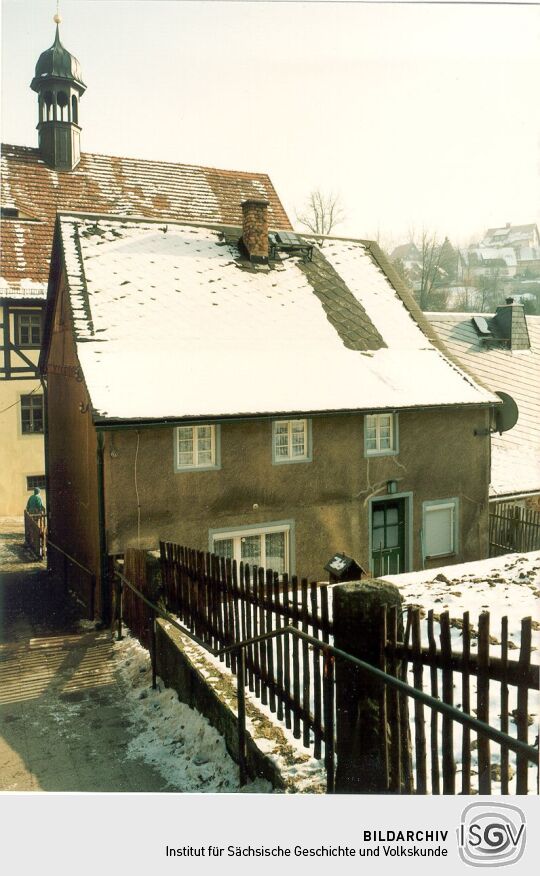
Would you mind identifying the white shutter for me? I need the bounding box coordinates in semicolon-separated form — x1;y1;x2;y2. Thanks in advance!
424;503;455;557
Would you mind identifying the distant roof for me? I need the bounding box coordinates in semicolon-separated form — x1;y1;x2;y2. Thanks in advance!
482;223;539;248
427;312;540;498
390;242;420;261
0;144;291;288
46;213;496;423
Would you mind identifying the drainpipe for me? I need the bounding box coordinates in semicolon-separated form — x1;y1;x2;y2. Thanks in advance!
96;430;110;623
39;374;50;561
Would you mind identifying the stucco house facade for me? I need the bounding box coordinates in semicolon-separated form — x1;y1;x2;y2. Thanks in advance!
41;206;498;620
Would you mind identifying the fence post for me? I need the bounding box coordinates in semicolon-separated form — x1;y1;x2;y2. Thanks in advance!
333;578;407;793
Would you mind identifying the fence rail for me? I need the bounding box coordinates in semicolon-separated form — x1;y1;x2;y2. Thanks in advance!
489;502;540;555
24;510;47;559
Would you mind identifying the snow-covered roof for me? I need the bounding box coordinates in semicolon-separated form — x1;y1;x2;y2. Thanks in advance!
52;214;497;422
0;279;47;300
428;313;540;498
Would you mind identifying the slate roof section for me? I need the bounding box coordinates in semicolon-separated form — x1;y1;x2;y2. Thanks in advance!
0;143;291;286
299;249;385;351
45;213;497;423
427;312;540;498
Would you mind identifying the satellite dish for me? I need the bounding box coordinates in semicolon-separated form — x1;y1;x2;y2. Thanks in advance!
494;391;519;435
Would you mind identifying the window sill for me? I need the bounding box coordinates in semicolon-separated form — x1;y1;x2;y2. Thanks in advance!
365;449;399;458
272;456;312;466
174;464;221;473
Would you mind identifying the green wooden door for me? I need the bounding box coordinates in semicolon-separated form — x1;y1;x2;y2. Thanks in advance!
371;499;406;576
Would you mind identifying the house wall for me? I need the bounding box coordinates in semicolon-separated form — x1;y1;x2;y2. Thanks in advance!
46;273;102;616
0;303;46;516
104;406;491;581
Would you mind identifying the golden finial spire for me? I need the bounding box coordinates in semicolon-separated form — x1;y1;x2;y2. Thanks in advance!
53;1;62;25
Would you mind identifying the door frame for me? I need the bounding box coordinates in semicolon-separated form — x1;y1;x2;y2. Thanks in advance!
368;491;413;575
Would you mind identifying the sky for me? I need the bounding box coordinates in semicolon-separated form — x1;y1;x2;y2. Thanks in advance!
1;0;539;248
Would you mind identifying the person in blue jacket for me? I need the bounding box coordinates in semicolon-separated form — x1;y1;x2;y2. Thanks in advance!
26;487;45;514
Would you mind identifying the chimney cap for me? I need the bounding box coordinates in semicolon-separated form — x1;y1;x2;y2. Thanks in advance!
505;297;514;305
241;198;269;208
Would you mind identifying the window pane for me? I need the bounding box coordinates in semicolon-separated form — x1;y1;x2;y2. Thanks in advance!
177;427;194;466
372;530;385;550
373;510;384;527
264;532;285;574
274;430;290;457
386;507;398;525
365;415;377;450
214;538;233;559
291;420;306;457
386;525;399;548
196;425;213;465
241;535;261;566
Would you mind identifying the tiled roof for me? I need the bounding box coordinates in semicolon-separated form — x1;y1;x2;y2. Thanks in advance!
0;143;291;286
427;312;540;497
46;214;496;422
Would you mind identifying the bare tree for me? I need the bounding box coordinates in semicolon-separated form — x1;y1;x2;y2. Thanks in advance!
296;189;345;242
416;230;455;311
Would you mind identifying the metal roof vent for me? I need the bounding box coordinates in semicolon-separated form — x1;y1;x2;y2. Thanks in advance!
472;315;491;336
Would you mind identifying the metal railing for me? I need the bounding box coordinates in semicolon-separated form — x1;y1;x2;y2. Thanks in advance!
114;568;538;793
46;539;96;618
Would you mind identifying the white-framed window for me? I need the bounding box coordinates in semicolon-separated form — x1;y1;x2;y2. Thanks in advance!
364;412;398;456
21;394;44;434
423;498;459;559
15;311;42;347
210;522;293;577
272;419;311;464
174;424;220;471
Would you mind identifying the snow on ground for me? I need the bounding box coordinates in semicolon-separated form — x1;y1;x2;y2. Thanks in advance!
384;551;540;794
111;632;271;793
384;551;540;660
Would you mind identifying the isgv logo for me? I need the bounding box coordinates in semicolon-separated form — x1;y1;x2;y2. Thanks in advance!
458;802;526;867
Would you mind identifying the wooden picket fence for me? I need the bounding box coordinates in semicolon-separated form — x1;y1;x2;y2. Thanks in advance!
489;502;540;555
159;541;332;756
23;510;47;559
384;605;538;795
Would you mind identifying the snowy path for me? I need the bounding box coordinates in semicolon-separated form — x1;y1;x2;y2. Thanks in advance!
0;546;264;792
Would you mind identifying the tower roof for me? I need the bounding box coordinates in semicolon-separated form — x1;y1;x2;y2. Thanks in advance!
30;25;86;92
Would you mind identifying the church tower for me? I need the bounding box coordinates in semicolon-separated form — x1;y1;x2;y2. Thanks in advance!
30;15;86;171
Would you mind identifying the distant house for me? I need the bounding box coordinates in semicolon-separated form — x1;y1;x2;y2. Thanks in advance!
0;23;290;516
477;224;540;277
428;302;540;507
41;205;498;620
481;223;540;257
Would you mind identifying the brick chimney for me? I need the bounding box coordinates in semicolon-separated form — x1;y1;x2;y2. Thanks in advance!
494;298;530;350
241;199;269;263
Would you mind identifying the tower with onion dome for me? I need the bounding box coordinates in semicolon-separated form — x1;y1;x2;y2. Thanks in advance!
30;14;86;170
